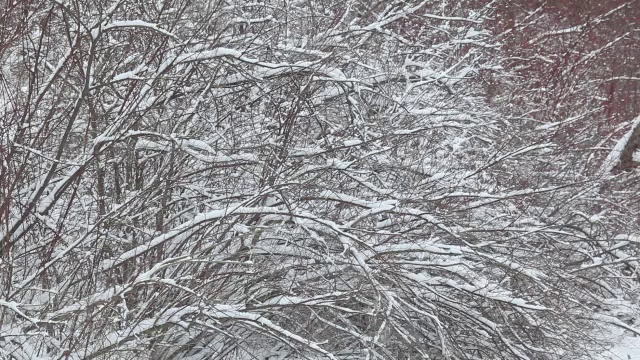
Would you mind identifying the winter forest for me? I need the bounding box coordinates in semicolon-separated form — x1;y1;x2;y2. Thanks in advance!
0;0;639;359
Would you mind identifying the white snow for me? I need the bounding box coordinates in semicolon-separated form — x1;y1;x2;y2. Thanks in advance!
604;336;640;360
600;116;640;175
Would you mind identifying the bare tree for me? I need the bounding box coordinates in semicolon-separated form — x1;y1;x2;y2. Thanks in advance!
0;1;638;359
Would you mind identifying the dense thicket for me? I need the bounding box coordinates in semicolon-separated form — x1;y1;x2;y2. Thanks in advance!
0;1;639;359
